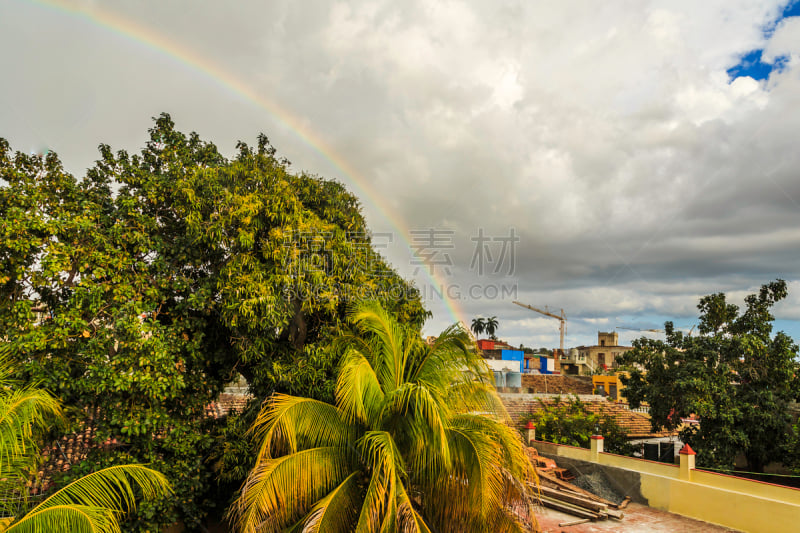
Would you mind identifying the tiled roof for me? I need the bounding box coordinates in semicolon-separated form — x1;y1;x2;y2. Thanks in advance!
28;394;253;497
205;393;252;418
502;397;677;439
29;408;119;496
520;375;594;395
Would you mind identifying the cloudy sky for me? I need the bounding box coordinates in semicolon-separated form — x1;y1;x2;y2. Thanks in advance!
3;0;800;349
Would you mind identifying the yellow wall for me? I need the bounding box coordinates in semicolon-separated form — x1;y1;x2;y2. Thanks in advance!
642;475;800;533
532;441;800;532
599;452;677;477
591;373;628;401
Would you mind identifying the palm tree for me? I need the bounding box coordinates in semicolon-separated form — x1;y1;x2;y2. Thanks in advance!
485;316;499;340
0;351;172;533
230;302;537;533
470;317;485;338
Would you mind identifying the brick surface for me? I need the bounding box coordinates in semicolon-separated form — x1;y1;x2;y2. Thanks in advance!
520;375;594;395
503;397;676;438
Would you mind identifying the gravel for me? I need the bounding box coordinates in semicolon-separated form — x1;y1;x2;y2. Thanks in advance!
571;470;627;505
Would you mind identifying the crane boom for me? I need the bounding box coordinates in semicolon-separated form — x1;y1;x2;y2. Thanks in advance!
512;300;566;353
616;326;664;333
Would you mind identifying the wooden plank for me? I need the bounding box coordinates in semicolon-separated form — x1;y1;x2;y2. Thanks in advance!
539;486;608;513
537;495;600;520
535;470;617;507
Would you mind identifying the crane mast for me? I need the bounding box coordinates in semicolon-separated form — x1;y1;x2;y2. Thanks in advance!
512;301;566;354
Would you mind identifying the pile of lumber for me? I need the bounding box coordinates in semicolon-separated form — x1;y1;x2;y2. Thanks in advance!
532;467;629;523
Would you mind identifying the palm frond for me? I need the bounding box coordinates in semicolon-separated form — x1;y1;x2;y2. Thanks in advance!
3;504;118;533
451;414;535;482
230;447;354;533
5;465;171;533
31;464;171;514
485;504;533;533
354;431;403;533
396;481;432;533
250;394;354;462
234;301;539;533
446;425;503;519
0;388;64;480
445;378;509;420
335;347;385;426
381;382;451;473
410;325;473;384
299;472;361;533
348;302;407;392
0;345;20;389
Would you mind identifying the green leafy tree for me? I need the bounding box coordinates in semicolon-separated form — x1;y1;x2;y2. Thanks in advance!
470;317;485;338
485;316;499;340
0;115;429;530
229;302;537;533
786;420;800;475
521;396;633;456
618;280;800;472
0;352;172;533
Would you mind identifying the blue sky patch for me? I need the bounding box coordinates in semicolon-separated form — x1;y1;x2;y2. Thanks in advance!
727;50;790;81
727;0;798;81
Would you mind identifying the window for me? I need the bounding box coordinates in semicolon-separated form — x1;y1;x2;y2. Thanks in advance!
600;339;606;346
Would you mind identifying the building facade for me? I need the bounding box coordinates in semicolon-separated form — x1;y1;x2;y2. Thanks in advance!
577;331;633;374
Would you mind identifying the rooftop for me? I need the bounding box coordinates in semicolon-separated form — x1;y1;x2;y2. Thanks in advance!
536;501;740;532
502;395;676;439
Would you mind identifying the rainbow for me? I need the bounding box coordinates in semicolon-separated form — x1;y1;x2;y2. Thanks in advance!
27;0;468;328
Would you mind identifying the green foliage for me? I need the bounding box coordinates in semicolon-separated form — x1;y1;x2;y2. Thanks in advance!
618;280;800;472
470;317;485;337
0;115;429;530
230;302;537;533
521;396;633;456
0;351;64;495
485;316;499;340
3;465;172;533
0;349;171;533
786;419;800;475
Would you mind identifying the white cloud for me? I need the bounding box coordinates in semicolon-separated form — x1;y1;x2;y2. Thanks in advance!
763;16;800;65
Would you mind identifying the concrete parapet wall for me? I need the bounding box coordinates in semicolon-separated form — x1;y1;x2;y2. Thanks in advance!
530;440;800;532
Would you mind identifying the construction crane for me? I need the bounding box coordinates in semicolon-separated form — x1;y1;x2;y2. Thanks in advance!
617;325;696;335
616;326;664;333
512;301;566;353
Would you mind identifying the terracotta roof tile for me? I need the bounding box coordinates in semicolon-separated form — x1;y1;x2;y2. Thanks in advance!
205;393;252;419
519;375;594;395
502;397;677;439
28;394;252;497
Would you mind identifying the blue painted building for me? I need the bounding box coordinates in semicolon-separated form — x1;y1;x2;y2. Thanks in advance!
500;349;524;373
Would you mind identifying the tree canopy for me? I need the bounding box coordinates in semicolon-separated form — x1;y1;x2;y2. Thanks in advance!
485;316;499;340
470;317;485;338
521;396;633;456
0;348;172;533
618;280;800;472
0;114;428;530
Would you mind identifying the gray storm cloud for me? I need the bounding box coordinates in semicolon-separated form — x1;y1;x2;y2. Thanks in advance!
1;0;799;347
